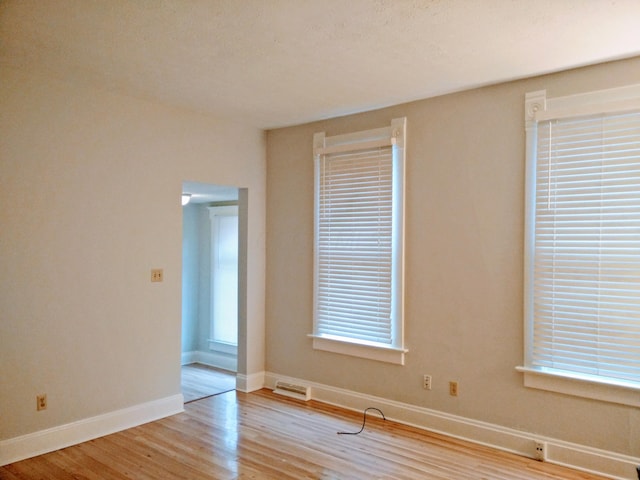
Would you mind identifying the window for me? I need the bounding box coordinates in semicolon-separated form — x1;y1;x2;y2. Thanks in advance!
208;205;238;349
519;85;640;406
310;118;407;365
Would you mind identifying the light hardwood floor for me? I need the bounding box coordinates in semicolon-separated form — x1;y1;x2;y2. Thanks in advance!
0;389;610;480
181;363;235;403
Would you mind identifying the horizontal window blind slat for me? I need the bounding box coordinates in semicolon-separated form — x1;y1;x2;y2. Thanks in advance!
317;309;391;321
318;282;391;291
317;310;391;322
316;298;392;311
531;351;640;366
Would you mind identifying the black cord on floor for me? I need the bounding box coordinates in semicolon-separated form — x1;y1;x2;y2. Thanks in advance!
337;407;386;435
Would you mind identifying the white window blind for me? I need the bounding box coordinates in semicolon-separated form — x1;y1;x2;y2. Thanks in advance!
311;118;406;364
316;146;394;343
530;108;640;386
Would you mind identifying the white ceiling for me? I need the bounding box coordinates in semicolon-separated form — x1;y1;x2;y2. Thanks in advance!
2;0;640;129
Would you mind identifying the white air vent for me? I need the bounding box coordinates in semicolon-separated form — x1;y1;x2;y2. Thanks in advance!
273;381;310;401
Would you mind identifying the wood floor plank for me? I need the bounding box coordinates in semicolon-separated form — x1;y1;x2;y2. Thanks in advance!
0;389;611;480
181;363;235;403
49;445;128;480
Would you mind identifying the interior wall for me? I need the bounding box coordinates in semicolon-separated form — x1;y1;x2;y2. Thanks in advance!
196;205;213;353
181;204;200;354
182;203;226;356
0;66;266;441
265;56;640;456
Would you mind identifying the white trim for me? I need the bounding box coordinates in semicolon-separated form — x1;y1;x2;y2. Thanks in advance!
199;349;237;372
309;334;407;365
182;350;237;372
264;372;639;480
523;83;640;404
527;84;640;123
0;394;184;467
208;205;239;348
537;83;640;121
522;91;541;370
315;137;394;155
181;350;197;365
390;116;406;349
236;371;265;393
314;125;393;155
312;117;407;362
536;98;640;121
516;367;640;408
207;340;237;355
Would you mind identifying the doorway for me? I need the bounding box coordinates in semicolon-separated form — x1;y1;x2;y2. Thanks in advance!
181;181;241;401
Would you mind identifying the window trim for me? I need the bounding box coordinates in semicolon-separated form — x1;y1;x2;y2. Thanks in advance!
516;366;640;407
310;118;407;365
519;84;640;406
208;205;239;348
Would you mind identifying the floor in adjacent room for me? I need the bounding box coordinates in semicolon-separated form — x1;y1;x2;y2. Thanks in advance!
181;363;235;403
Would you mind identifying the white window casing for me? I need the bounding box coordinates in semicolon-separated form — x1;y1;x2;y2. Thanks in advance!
519;85;640;406
310;118;407;365
208;205;239;351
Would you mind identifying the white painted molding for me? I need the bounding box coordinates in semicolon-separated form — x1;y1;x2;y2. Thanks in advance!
236;371;265;393
0;394;184;467
526;83;640;123
517;366;640;408
309;335;406;365
264;372;640;480
540;83;640;121
181;351;197;365
184;350;237;372
524;90;546;128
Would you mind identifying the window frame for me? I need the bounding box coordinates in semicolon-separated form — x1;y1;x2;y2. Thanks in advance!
309;118;407;365
518;85;640;407
208;205;239;352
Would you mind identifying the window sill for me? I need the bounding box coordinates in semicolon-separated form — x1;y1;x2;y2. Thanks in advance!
308;334;407;365
516;366;640;407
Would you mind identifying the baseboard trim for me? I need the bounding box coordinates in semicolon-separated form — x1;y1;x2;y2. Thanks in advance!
181;350;237;372
181;351;196;365
0;394;184;467
237;371;265;393
264;372;639;480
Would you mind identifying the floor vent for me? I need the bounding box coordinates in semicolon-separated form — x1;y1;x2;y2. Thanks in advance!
273;381;310;401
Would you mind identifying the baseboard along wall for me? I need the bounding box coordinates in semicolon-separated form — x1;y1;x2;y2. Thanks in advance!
181;350;237;372
264;372;640;480
0;394;184;467
3;372;637;479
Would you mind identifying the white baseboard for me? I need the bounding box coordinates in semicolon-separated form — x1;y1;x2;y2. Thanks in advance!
264;372;640;480
181;350;237;372
181;351;196;365
0;394;184;467
236;371;265;393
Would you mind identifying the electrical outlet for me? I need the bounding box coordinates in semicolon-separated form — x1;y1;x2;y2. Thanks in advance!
36;394;47;411
423;375;432;390
151;269;163;282
534;441;546;461
449;381;458;397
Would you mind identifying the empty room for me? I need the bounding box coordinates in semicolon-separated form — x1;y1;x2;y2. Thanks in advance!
1;1;640;479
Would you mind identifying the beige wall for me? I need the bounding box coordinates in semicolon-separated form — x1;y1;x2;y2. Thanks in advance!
0;67;266;440
265;56;640;456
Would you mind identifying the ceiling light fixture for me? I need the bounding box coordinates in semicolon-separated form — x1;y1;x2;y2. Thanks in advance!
181;193;192;206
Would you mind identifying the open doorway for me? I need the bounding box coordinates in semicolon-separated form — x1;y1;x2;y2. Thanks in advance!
181;181;240;402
